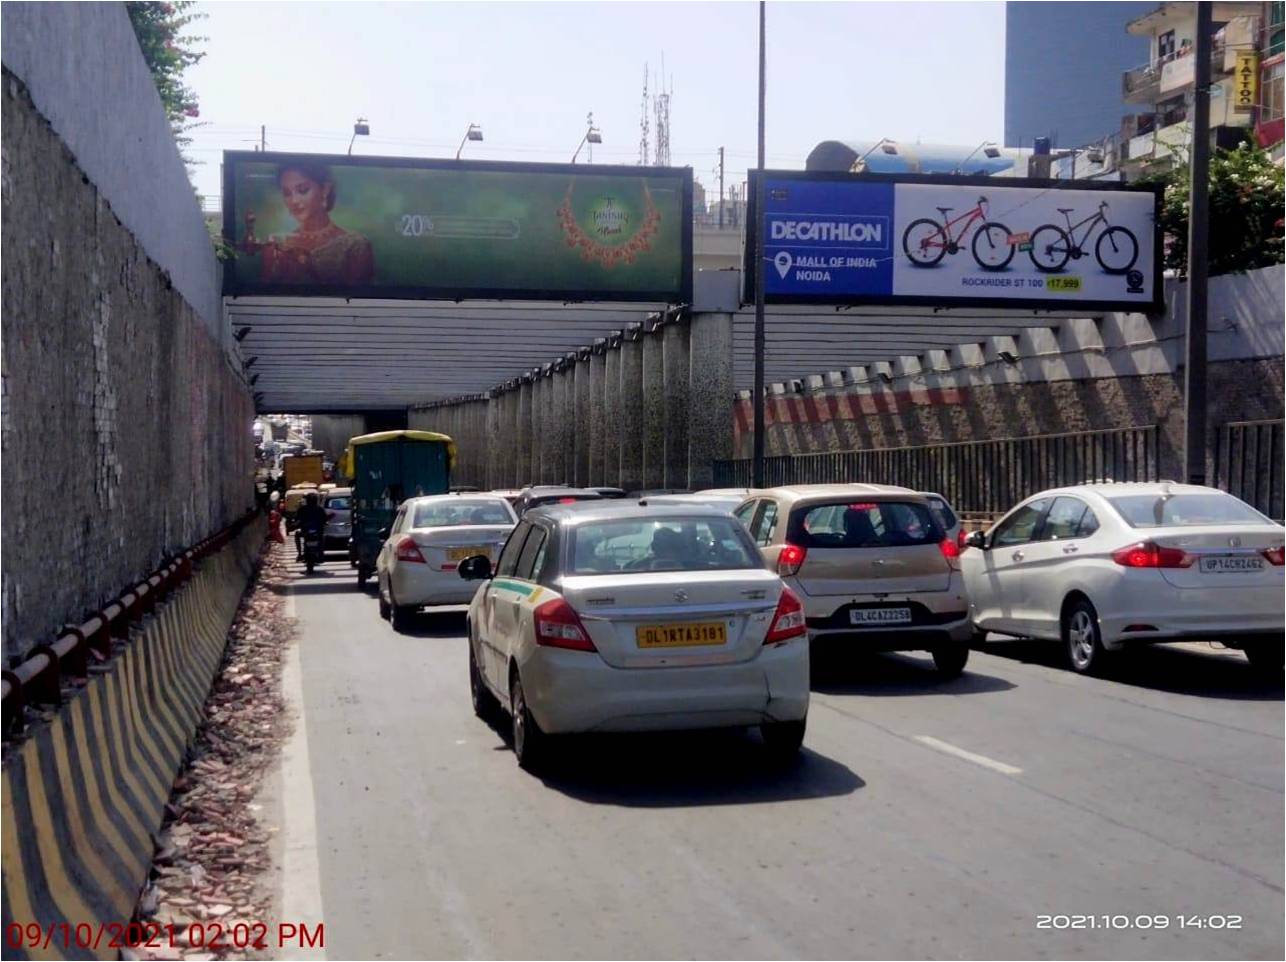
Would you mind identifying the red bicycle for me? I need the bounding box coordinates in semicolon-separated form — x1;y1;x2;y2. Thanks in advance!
901;195;1015;271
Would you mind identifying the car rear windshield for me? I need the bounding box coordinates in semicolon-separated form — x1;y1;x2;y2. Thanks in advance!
570;518;759;574
925;496;957;530
790;500;944;548
413;500;512;527
325;497;352;510
1106;493;1269;528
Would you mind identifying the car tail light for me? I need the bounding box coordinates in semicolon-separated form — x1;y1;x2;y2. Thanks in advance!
1262;545;1285;566
395;537;427;564
1111;540;1193;569
938;537;961;570
765;587;807;645
777;543;807;577
533;598;596;651
558;497;578;504
956;529;970;550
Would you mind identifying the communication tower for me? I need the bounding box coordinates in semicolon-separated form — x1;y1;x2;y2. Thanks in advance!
653;63;671;168
638;64;650;166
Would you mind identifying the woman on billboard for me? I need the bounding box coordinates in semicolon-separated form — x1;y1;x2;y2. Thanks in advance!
242;163;375;285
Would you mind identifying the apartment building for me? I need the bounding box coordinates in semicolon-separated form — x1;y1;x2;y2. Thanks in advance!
1119;1;1276;174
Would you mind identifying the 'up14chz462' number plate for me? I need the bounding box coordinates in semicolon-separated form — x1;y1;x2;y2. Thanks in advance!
1199;555;1265;573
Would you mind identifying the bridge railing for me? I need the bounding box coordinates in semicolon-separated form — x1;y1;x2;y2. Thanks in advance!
1;510;260;739
713;425;1161;515
1213;419;1285;522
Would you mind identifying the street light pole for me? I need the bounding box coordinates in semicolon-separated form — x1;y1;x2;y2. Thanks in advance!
752;0;767;489
1184;0;1212;485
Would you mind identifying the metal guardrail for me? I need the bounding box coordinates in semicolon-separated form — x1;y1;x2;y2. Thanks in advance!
0;510;259;738
713;426;1160;515
1214;419;1285;522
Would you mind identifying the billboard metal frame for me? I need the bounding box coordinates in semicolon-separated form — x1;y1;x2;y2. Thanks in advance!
743;169;1165;314
222;150;694;305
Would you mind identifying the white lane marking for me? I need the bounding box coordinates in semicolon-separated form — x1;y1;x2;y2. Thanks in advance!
279;586;327;960
914;735;1023;776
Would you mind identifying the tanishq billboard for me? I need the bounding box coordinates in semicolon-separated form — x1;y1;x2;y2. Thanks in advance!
222;152;692;302
746;171;1163;312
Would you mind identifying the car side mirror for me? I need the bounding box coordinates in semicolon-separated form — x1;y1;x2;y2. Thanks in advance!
458;555;493;581
965;530;987;550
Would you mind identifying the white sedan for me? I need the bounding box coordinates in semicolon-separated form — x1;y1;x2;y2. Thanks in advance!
961;483;1284;673
376;495;517;631
460;502;810;771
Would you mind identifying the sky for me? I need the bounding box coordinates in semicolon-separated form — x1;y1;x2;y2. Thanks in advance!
185;0;1006;204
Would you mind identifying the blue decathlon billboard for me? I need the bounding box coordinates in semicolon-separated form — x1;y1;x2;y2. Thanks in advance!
745;170;1163;312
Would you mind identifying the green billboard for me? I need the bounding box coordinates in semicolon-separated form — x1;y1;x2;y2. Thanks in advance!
221;152;692;302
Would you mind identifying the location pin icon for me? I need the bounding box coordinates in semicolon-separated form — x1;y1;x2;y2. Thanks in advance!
774;251;793;279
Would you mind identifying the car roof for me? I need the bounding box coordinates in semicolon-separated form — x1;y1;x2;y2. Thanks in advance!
523;487;601;499
1033;482;1227;500
526;501;739;526
403;493;511;506
755;483;922;504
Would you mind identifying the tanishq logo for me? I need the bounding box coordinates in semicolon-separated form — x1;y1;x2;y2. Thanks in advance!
591;198;631;236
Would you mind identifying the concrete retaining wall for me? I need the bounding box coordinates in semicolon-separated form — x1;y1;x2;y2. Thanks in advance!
0;2;225;341
1;73;254;663
0;522;264;961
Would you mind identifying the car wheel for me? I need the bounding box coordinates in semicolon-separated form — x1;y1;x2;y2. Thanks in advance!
760;717;806;761
1243;640;1283;674
469;641;498;720
1063;598;1106;674
932;645;970;678
389;592;414;633
510;671;546;771
378;579;391;620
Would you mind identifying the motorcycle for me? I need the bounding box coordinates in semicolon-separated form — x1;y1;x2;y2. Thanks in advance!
302;524;325;574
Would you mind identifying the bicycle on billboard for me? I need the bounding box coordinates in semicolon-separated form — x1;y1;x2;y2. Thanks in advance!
901;196;1015;271
1028;201;1139;274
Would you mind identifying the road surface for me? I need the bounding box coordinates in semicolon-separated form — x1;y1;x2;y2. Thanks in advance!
262;557;1284;960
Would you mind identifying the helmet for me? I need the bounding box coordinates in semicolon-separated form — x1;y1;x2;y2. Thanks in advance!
305;493;319;506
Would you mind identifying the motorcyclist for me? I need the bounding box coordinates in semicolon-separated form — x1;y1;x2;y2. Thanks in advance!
295;493;328;561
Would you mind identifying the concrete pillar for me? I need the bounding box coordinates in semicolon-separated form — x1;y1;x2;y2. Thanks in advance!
687;311;735;490
532;374;548;484
641;328;665;491
503;388;519;487
602;343;622;487
551;366;572;484
516;379;532;487
618;334;645;492
662;320;691;490
573;354;591;486
588;348;607;485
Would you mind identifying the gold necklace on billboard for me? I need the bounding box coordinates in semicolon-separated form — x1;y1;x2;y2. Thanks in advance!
557;182;662;268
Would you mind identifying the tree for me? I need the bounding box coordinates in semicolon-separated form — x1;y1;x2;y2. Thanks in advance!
125;2;206;165
1140;140;1285;276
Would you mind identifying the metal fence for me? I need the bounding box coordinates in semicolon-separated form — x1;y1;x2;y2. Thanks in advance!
1213;419;1284;521
713;426;1160;516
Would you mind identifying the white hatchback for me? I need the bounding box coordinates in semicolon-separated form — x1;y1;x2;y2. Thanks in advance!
376;495;517;631
960;483;1284;673
460;503;810;771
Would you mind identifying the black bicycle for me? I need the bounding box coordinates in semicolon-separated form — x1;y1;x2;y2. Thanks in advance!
1028;201;1139;274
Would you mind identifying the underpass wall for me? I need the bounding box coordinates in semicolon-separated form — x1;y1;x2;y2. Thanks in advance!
1;70;254;663
733;265;1285;482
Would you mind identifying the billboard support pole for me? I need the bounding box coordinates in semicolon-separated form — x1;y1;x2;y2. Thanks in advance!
752;0;767;489
1184;0;1212;486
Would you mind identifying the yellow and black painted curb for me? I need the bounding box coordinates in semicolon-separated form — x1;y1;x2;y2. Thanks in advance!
1;522;265;960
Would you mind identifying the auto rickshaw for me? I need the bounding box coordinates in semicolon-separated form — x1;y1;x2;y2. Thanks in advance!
340;430;455;587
